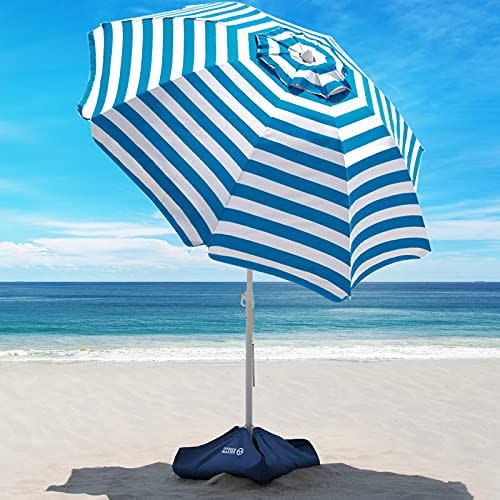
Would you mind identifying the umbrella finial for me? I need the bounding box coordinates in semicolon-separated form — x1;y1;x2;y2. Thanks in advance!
300;48;315;64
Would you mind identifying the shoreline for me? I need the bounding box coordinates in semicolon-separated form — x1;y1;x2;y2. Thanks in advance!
2;336;500;363
1;359;498;498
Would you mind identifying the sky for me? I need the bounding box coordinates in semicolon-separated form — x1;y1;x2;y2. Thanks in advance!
1;0;499;282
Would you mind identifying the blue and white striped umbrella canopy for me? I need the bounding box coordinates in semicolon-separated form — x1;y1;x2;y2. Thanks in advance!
79;1;431;302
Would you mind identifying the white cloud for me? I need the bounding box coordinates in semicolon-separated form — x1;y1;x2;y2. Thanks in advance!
40;219;177;238
369;250;500;282
428;221;500;241
425;199;500;241
0;237;209;270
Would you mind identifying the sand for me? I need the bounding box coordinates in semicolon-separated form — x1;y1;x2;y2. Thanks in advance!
0;359;498;499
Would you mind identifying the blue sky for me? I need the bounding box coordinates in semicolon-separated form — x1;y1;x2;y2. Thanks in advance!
1;0;499;282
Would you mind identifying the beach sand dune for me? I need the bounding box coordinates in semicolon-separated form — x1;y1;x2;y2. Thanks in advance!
1;360;498;498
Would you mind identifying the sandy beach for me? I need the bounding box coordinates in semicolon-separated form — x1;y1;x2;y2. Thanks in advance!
0;359;498;499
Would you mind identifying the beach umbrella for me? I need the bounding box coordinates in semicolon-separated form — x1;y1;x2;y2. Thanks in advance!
78;1;430;482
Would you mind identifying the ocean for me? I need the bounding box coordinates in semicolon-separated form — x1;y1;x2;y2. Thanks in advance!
0;282;499;362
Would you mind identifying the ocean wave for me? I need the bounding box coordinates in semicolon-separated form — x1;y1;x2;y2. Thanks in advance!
1;339;500;362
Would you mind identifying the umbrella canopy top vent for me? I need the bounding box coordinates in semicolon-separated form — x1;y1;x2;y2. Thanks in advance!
78;1;430;302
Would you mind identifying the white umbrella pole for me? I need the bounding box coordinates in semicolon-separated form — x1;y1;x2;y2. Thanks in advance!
245;269;254;435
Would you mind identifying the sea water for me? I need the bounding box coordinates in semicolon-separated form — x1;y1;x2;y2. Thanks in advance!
0;282;499;362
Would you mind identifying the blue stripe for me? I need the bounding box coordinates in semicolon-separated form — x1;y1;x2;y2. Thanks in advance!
350;170;411;203
350;193;419;229
233;184;350;236
407;133;417;171
221;208;350;264
348;148;402;179
401;122;409;159
94;114;212;242
208;66;344;151
159;18;173;85
342;126;389;153
209;234;351;293
351;215;425;252
412;146;424;183
205;21;217;67
246;159;349;208
140;91;236;190
209;252;346;302
117;102;225;215
93;138;192;247
140;91;236;191
162;81;247;165
77;31;97;115
114;20;133;106
93;23;113;117
385;96;395;138
185;70;347;179
352;254;420;289
137;18;153;95
234;62;340;128
181;18;195;76
352;237;431;276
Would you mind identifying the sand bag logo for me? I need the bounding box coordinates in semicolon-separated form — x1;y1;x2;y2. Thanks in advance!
221;446;245;456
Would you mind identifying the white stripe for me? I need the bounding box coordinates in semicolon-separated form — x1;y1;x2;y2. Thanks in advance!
403;129;413;165
352;247;428;284
219;65;341;139
351;226;428;264
338;114;383;141
215;22;228;65
398;114;405;155
350;204;423;241
344;136;396;167
237;20;277;60
173;76;253;156
240;172;349;221
209;245;348;299
148;17;164;89
368;79;380;118
184;3;244;20
121;2;227;22
102;21;123;112
240;55;366;120
414;165;421;190
128;98;230;202
350;181;416;216
105;109;219;231
226;195;350;249
251;148;347;193
408;139;422;180
389;102;399;146
213;222;350;281
223;11;266;27
173;74;347;188
348;159;407;192
202;5;256;21
151;86;241;180
195;69;344;165
125;19;143;101
91;123;202;245
170;17;184;80
378;90;391;131
192;19;206;72
81;26;104;119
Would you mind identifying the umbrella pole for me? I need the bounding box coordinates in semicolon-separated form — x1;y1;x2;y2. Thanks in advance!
245;269;254;436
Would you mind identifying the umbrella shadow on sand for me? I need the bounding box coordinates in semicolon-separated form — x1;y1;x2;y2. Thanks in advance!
47;462;472;499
